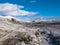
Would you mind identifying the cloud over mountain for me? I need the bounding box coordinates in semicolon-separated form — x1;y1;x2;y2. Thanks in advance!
0;3;37;16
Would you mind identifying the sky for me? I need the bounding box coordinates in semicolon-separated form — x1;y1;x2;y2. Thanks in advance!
0;0;60;20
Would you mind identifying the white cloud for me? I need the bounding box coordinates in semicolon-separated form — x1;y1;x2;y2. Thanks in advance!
0;3;37;16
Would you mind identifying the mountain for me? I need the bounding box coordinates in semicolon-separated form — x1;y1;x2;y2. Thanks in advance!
33;17;60;23
31;17;60;45
0;16;60;45
0;16;46;45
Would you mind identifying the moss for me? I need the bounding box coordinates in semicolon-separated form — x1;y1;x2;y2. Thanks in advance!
35;32;40;37
18;35;33;44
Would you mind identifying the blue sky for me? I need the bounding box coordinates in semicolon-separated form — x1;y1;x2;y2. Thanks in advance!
0;0;60;19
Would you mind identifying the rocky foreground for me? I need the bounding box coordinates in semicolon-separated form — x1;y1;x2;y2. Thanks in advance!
0;29;43;45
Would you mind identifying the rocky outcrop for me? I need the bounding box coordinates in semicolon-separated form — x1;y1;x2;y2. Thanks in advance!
1;30;43;45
